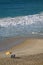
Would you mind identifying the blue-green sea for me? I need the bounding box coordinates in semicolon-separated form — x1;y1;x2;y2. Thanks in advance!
0;0;43;37
0;0;43;51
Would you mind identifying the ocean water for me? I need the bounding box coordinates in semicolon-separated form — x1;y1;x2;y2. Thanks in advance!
0;0;43;37
0;0;43;51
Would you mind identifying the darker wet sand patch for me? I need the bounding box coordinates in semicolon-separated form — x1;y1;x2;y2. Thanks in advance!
0;37;26;51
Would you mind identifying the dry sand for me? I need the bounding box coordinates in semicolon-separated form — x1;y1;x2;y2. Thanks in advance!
0;37;43;65
10;38;43;57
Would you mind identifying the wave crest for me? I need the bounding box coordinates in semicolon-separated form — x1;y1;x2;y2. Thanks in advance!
0;12;43;27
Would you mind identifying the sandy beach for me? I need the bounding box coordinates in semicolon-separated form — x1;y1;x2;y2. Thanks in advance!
9;38;43;56
0;37;43;65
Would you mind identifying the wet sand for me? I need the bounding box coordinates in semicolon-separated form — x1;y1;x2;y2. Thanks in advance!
0;37;26;51
0;37;43;57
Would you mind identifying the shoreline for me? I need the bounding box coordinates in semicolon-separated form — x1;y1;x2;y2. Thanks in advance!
0;37;43;58
0;36;43;52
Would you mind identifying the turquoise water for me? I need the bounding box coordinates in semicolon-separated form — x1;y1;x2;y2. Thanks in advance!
0;0;43;51
0;0;43;17
0;0;43;37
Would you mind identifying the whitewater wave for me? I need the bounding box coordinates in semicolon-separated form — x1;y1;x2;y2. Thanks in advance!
0;12;43;37
32;32;38;34
0;12;43;27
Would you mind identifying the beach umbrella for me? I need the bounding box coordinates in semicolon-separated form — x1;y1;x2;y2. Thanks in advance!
5;51;12;55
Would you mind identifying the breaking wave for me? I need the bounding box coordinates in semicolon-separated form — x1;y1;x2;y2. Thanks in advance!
0;12;43;37
0;12;43;27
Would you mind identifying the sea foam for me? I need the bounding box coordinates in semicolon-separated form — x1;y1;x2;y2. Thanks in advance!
0;12;43;27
